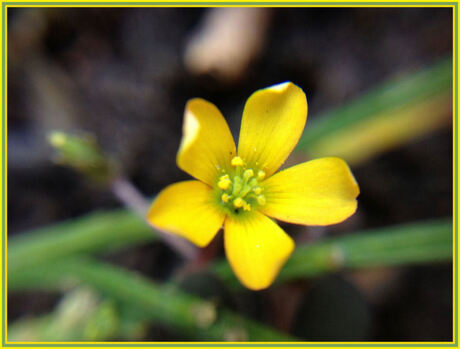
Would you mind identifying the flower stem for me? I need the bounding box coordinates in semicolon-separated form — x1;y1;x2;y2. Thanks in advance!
110;177;198;260
110;177;150;217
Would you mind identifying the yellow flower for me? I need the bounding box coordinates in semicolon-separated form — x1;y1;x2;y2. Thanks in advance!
147;82;359;290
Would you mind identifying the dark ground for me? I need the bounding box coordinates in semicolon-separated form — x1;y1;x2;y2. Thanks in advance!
7;7;453;341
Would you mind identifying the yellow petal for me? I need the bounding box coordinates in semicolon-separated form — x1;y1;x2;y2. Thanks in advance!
146;181;225;247
224;212;294;290
237;82;308;177
261;157;359;226
177;98;237;186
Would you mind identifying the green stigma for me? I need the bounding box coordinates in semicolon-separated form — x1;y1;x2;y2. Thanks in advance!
216;156;266;214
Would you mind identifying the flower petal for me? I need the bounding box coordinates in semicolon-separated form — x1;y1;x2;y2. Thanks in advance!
261;157;359;226
237;82;308;177
224;212;294;290
177;98;236;186
146;180;225;247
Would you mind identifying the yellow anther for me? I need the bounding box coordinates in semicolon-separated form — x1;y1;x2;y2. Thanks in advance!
257;170;266;180
257;195;266;206
253;186;262;195
218;178;231;190
243;202;251;211
231;156;244;167
243;169;254;180
221;193;231;203
220;174;229;180
233;197;244;208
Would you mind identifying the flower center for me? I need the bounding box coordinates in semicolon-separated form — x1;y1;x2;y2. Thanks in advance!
216;156;266;213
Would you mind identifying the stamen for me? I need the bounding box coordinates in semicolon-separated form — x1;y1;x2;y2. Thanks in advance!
218;177;231;190
257;195;266;206
221;193;231;203
233;197;245;208
243;202;251;211
243;169;254;180
231;156;244;167
253;186;262;195
257;170;266;181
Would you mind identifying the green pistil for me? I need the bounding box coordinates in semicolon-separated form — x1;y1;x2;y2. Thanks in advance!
232;176;243;196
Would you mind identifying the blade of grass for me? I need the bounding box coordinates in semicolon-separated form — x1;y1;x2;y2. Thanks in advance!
9;211;452;291
8;256;296;342
8;209;157;276
296;58;452;165
212;219;453;288
8;287;121;342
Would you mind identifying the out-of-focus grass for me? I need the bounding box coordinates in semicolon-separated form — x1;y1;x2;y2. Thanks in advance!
8;257;297;342
297;58;452;165
9;287;121;341
213;219;453;289
8;216;452;340
9;215;452;290
8;209;156;276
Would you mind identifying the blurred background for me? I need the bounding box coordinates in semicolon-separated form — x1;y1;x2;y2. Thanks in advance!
7;7;453;342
